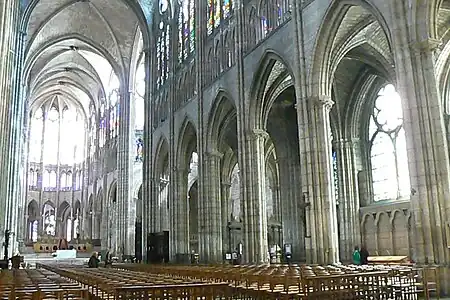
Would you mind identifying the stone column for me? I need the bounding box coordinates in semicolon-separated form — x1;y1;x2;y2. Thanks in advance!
298;96;339;264
171;167;189;256
116;88;134;256
202;151;223;262
142;48;153;262
277;156;304;260
160;178;169;231
334;138;361;261
389;6;450;263
241;129;269;263
0;0;25;257
221;182;231;252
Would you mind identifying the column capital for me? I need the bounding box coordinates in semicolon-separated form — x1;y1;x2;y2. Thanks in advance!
206;150;224;159
311;95;334;111
410;38;442;54
250;129;269;140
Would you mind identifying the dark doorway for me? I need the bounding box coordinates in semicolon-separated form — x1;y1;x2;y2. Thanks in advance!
135;220;142;262
147;231;169;263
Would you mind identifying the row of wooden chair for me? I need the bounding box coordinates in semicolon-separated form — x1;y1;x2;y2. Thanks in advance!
37;263;230;299
0;269;89;300
118;263;437;299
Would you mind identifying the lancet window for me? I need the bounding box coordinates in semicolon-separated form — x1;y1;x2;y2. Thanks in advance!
178;0;195;62
155;0;171;87
369;84;410;201
207;0;233;35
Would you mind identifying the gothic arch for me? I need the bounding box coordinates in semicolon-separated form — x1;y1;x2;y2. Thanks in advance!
206;90;237;152
27;200;39;220
345;74;385;140
154;135;169;177
249;50;293;130
309;0;393;97
109;182;118;203
177;118;197;167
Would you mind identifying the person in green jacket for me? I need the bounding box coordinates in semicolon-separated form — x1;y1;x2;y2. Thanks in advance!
352;246;361;265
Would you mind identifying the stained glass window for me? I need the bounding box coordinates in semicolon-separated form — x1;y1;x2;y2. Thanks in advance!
260;0;289;39
370;84;410;201
156;0;171;87
136;138;144;162
178;0;195;61
223;0;231;18
207;0;233;35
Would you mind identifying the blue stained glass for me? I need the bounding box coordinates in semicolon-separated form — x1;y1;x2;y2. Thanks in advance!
139;0;155;24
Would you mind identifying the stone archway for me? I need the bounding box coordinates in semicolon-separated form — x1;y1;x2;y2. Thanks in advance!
27;200;39;242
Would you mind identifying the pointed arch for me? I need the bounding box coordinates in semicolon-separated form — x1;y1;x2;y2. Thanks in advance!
109;181;118;203
308;0;393;97
249;50;293;130
27;200;39;220
154;135;170;176
177;117;198;168
207;89;237;152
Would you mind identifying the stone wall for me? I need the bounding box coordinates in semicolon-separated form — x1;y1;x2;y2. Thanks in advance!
360;201;413;258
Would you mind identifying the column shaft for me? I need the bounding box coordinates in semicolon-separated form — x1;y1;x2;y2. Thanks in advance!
298;96;339;264
202;151;223;262
390;3;450;263
0;0;24;257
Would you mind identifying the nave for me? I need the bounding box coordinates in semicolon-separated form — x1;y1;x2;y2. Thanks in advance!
0;262;441;299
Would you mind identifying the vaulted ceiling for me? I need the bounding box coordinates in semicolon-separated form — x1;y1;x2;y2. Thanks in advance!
23;0;146;118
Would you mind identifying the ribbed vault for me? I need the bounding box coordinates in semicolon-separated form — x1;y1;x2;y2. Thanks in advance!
23;0;146;118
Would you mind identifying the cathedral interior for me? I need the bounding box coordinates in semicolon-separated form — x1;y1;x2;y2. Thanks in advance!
1;0;450;296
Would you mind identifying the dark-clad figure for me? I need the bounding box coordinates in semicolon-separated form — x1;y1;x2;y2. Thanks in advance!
360;246;369;265
105;251;112;268
88;252;100;268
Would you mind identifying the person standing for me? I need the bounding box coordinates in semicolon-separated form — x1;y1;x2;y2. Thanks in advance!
88;252;100;268
352;246;361;265
360;246;370;265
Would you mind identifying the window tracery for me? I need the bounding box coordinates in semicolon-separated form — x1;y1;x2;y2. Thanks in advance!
178;0;195;62
155;0;171;87
207;0;233;35
260;0;291;39
369;84;410;201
